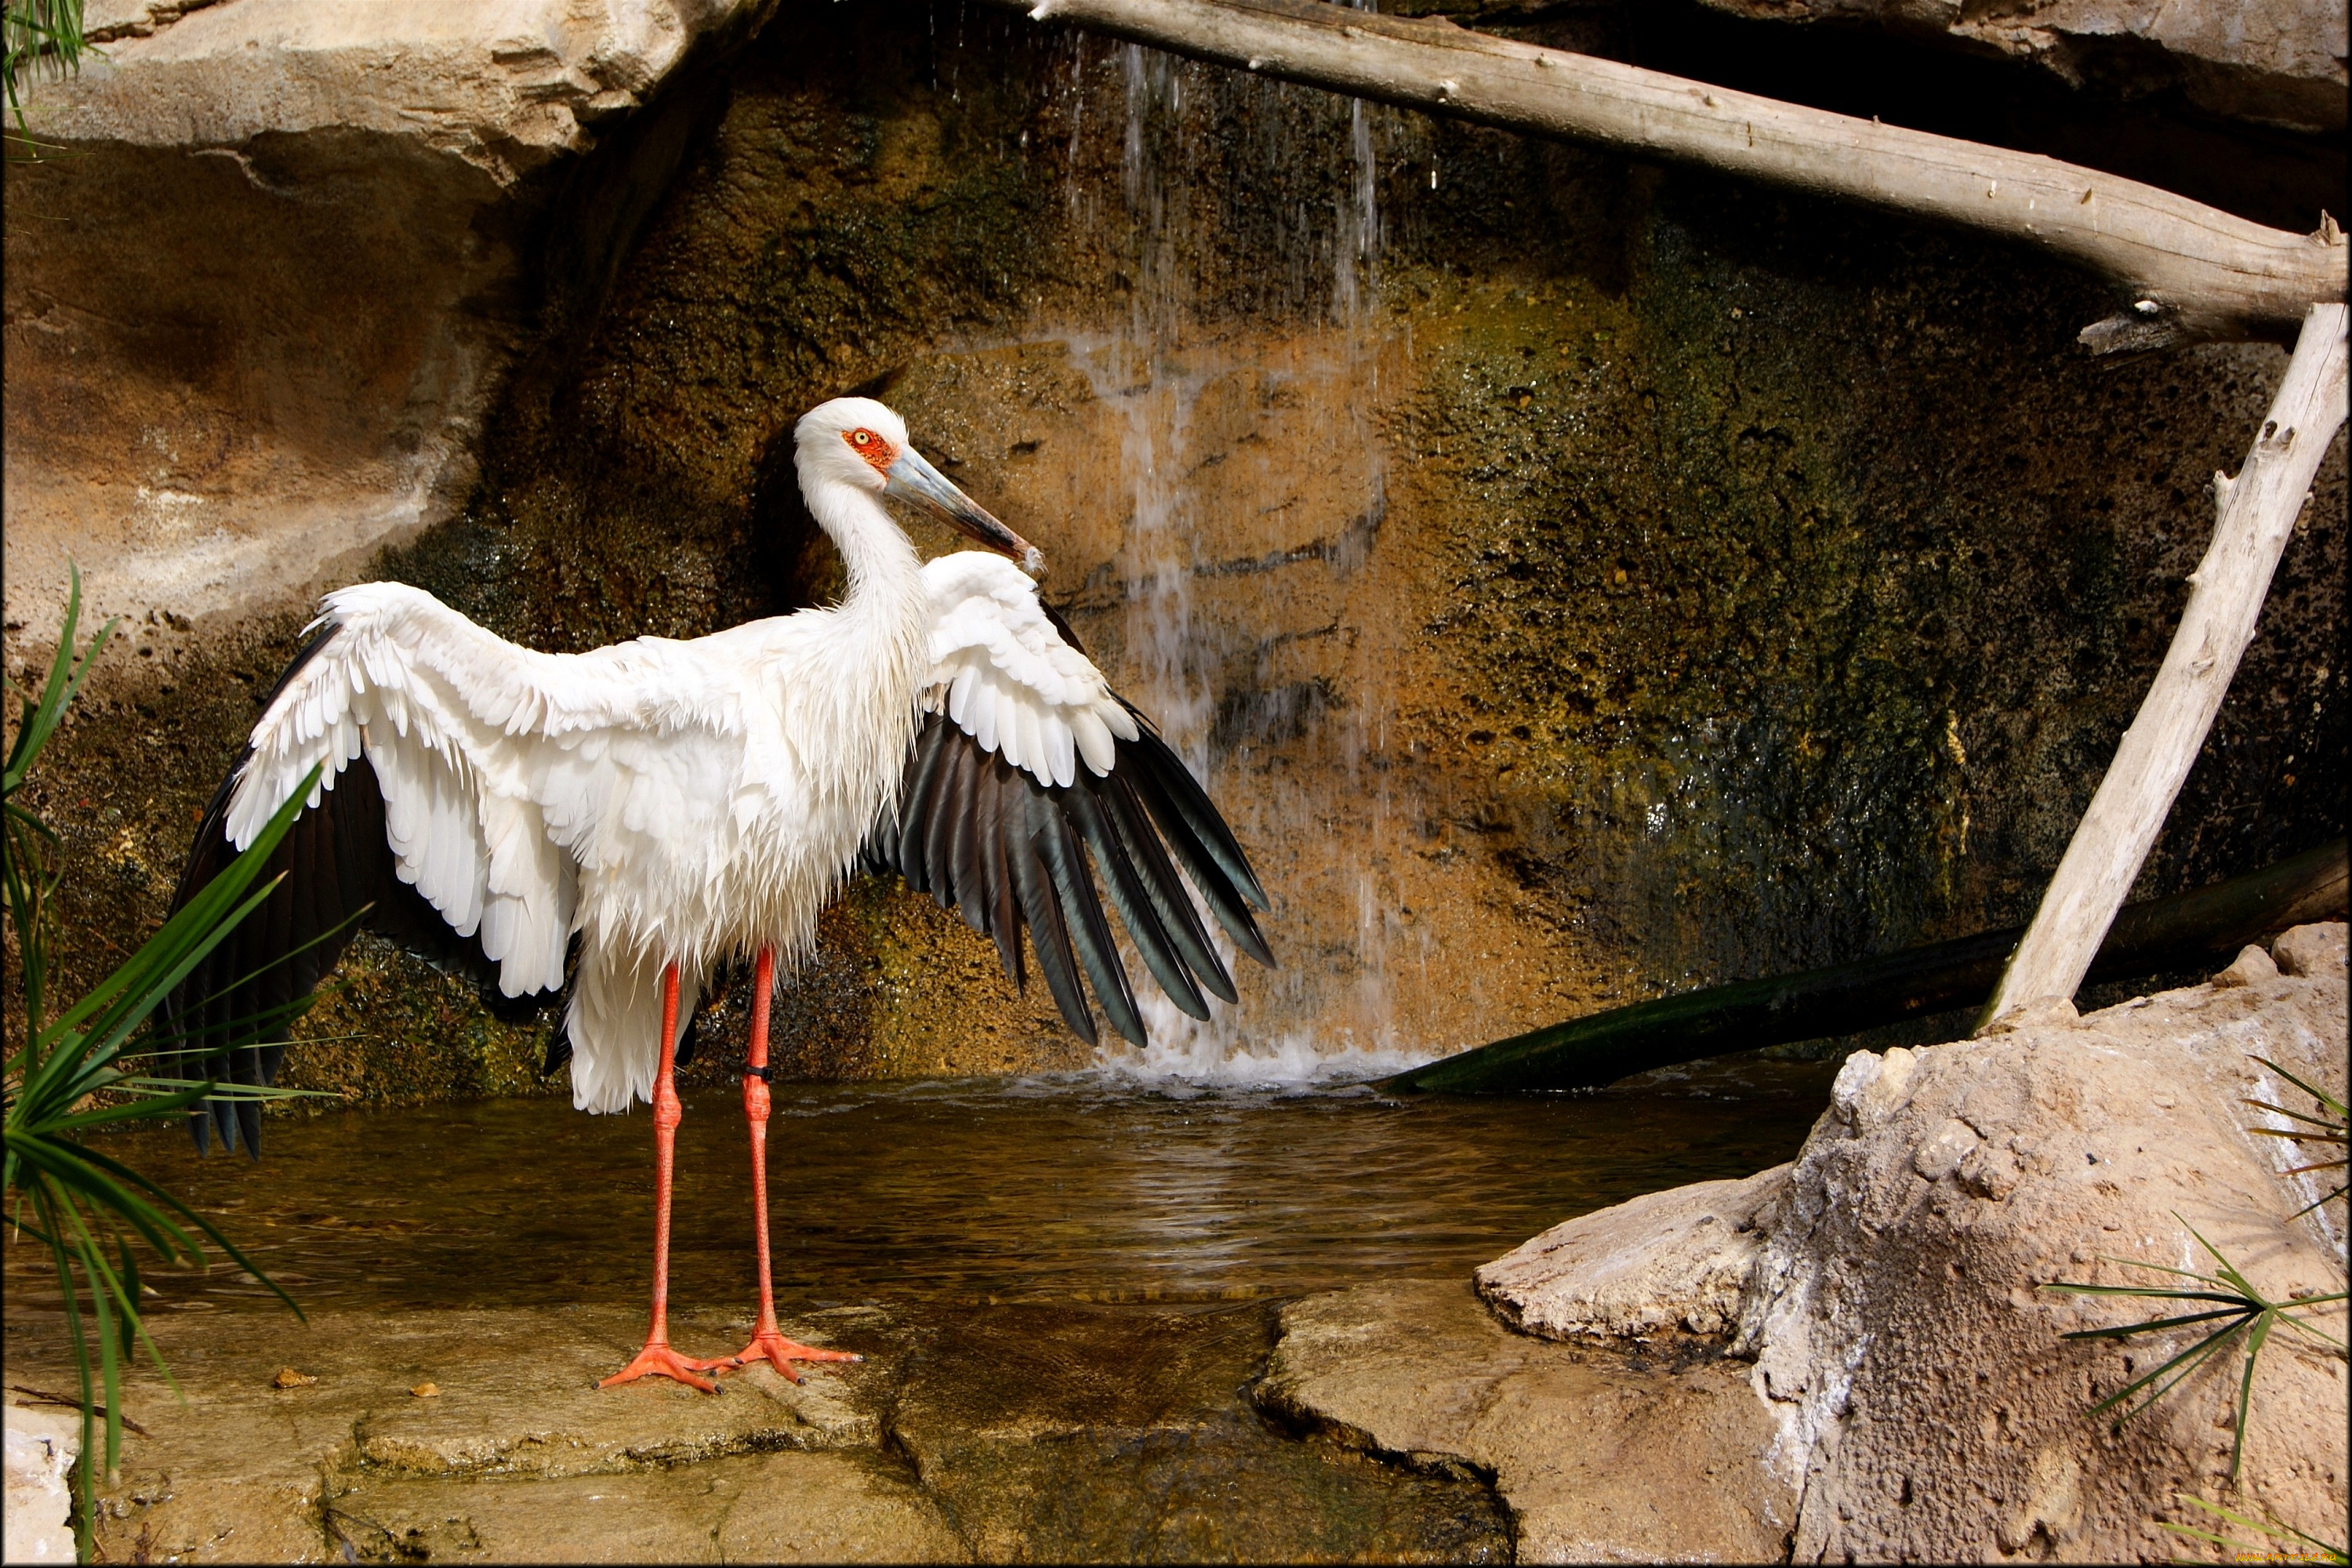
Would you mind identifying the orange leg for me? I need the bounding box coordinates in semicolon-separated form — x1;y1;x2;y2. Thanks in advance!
601;962;728;1394
722;946;860;1383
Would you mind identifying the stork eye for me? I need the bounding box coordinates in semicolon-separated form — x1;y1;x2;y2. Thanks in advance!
844;426;895;474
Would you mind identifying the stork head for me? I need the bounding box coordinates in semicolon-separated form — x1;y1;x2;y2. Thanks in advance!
793;397;1044;575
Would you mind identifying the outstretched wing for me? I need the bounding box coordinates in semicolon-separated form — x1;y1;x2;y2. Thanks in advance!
869;553;1272;1047
164;582;741;1150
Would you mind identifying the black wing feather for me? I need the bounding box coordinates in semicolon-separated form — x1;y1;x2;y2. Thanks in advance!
896;717;957;891
1123;750;1275;971
867;706;1273;1047
944;742;986;931
1064;779;1208;1021
977;757;1023;986
1008;789;1096;1044
1040;799;1146;1046
924;728;970;911
1120;702;1269;912
1099;772;1236;1005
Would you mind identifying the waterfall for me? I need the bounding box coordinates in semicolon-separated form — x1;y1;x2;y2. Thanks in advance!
1054;37;1427;1086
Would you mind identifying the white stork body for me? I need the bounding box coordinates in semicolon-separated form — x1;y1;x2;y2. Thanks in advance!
215;401;1149;1113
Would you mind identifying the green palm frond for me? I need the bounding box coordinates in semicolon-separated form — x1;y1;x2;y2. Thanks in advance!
2244;1057;2349;1217
2161;1492;2348;1565
2042;1217;2348;1481
3;0;90;150
5;568;320;1560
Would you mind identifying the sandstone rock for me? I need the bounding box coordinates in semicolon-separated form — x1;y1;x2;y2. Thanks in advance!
332;1450;971;1564
1258;1279;1794;1563
2;1303;885;1561
1977;993;2079;1034
1694;0;2347;133
1461;949;2347;1559
5;1294;1502;1563
2213;941;2281;986
1476;1163;1790;1340
1733;958;2348;1560
2274;919;2348;978
2;0;762;649
4;1404;79;1565
38;0;753;177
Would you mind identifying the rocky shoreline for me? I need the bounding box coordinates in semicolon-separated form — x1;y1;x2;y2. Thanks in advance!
1271;922;2349;1562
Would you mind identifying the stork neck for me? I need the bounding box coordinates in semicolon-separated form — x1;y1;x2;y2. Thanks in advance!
811;485;926;619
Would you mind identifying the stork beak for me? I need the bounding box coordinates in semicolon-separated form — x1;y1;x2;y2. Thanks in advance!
886;446;1044;576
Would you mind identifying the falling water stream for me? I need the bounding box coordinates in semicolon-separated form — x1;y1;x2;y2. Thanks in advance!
1055;40;1417;1080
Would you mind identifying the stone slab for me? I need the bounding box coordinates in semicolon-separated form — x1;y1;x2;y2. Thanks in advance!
326;1450;967;1564
4;1404;80;1565
1256;1279;1794;1564
1476;1163;1791;1341
5;1303;883;1563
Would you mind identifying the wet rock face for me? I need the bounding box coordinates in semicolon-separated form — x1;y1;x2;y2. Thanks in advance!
9;0;2346;1098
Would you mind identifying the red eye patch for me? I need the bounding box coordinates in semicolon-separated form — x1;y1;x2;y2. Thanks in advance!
844;427;895;475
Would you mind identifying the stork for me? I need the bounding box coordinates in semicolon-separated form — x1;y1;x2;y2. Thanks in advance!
163;397;1273;1391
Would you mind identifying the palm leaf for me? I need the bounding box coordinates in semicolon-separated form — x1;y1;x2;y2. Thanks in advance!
3;568;314;1559
2041;1214;2349;1480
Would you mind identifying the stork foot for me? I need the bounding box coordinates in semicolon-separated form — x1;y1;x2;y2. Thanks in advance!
600;1339;728;1394
724;1328;862;1384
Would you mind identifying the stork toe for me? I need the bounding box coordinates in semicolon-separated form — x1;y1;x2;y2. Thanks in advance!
599;1339;730;1394
725;1328;861;1383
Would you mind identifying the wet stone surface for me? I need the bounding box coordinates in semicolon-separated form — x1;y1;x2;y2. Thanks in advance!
3;1298;1509;1563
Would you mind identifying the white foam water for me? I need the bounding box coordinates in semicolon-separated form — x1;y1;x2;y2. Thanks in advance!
1089;1030;1432;1092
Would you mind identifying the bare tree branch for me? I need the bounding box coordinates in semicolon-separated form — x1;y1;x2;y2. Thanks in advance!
1981;303;2349;1028
1011;0;2347;350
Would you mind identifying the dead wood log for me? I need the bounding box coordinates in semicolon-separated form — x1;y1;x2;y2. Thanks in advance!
1378;837;2345;1095
1979;303;2350;1028
1009;0;2346;350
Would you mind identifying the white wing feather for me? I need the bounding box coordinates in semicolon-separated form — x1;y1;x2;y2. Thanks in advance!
919;553;1136;786
225;562;1105;1113
224;583;745;1015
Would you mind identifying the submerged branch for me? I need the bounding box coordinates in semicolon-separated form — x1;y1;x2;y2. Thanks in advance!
1380;838;2346;1095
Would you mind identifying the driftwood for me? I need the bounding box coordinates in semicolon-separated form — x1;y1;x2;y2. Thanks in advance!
1379;838;2346;1095
1981;303;2350;1028
1013;0;2347;350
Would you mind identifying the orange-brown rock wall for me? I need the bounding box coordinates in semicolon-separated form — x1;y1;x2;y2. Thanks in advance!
8;0;2343;1102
